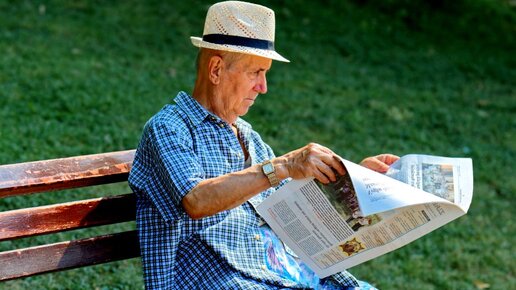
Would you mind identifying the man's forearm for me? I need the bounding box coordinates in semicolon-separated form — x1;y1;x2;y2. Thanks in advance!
181;164;272;219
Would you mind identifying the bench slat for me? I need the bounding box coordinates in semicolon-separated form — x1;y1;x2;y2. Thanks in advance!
0;194;136;241
0;150;135;198
0;230;140;281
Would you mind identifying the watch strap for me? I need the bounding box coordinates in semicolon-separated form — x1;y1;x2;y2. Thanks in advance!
262;160;280;187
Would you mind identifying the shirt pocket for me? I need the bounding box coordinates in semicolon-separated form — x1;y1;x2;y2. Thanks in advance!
198;152;232;177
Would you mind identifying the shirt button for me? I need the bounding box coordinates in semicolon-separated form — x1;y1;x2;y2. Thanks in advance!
261;265;267;271
254;234;261;241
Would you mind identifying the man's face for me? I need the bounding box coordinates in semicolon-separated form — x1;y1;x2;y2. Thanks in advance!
218;54;272;118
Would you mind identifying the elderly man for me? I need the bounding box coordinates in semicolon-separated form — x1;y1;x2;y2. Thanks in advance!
129;1;398;289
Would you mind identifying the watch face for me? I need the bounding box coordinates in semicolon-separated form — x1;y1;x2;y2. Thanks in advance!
263;163;274;174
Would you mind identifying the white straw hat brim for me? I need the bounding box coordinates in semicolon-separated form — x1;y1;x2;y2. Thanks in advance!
191;36;290;63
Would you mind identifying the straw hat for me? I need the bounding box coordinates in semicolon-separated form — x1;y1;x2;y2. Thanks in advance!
191;1;289;62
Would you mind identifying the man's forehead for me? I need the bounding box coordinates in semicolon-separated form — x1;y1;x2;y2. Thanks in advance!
238;54;272;70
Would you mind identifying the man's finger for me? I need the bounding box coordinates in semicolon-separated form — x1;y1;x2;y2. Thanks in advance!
313;170;331;184
316;161;338;183
378;154;399;165
362;158;390;173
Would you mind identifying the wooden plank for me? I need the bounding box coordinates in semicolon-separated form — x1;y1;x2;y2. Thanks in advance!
0;194;136;242
0;230;140;281
0;150;135;198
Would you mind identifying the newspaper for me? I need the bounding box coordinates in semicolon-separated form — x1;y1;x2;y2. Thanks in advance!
256;154;473;278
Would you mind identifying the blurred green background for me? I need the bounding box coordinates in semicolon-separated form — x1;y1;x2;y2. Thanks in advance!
0;0;514;289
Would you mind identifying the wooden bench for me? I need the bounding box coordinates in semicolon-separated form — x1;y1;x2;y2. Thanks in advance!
0;150;139;281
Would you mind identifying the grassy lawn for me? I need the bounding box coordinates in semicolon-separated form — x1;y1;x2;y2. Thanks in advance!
0;0;514;289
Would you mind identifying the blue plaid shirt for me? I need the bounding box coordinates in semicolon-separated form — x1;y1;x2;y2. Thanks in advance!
128;92;360;289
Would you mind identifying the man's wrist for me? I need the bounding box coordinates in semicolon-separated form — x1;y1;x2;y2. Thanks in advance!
270;157;288;181
261;159;280;187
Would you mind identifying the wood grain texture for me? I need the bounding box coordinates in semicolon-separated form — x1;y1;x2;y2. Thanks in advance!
0;194;136;241
0;150;135;198
0;230;140;281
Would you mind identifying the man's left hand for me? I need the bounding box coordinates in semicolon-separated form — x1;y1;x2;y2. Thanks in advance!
360;154;399;173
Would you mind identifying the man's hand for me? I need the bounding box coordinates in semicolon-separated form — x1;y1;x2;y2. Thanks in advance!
274;143;346;184
360;154;399;173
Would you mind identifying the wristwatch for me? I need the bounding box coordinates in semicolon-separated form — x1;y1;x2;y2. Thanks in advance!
261;160;280;187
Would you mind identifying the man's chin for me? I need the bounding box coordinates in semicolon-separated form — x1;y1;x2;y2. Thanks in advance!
239;107;252;117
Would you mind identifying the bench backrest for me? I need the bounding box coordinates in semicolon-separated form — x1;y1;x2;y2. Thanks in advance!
0;150;139;281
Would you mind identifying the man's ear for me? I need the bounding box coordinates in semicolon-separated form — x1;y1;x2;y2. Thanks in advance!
208;56;223;85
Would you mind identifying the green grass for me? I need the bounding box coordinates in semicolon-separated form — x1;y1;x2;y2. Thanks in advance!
0;0;514;289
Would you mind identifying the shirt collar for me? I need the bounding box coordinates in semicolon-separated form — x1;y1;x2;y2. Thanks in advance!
174;91;215;127
174;91;251;131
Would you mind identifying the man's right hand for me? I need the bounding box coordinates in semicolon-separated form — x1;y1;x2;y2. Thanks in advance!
274;143;346;184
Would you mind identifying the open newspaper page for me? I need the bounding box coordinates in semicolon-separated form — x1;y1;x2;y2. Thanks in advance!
385;154;473;211
256;154;473;278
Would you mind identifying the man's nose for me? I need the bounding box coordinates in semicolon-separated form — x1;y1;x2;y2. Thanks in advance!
254;74;267;94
